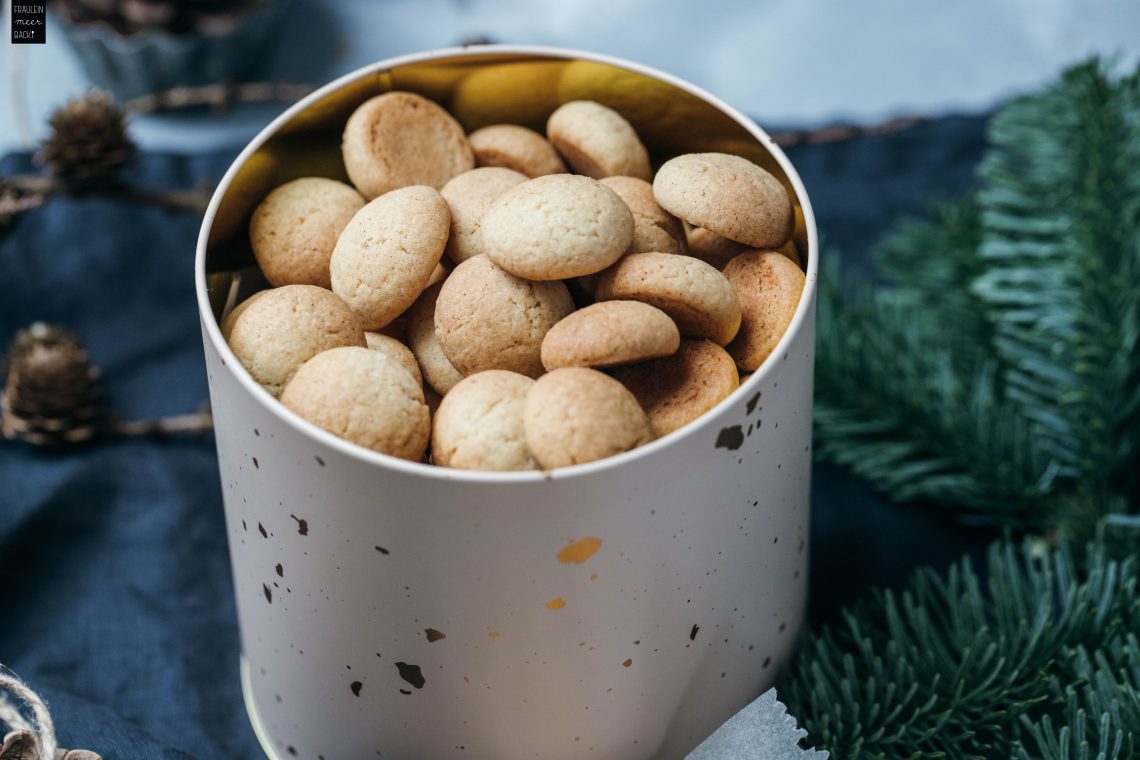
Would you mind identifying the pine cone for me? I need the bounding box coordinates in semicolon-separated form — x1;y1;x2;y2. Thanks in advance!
36;91;136;187
2;324;103;446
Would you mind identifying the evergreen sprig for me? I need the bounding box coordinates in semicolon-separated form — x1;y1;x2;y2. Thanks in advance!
812;60;1140;530
783;540;1140;759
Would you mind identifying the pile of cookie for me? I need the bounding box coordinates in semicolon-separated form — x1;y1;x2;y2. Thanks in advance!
223;91;805;471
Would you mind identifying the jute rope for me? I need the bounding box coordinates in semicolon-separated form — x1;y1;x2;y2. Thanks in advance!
0;666;57;760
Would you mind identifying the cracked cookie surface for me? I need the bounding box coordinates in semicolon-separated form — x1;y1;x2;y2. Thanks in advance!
432;370;537;471
435;255;574;378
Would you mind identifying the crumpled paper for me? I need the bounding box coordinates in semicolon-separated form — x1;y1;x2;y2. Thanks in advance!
686;689;828;759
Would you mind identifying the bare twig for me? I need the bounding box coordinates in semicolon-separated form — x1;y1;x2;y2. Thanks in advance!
109;409;214;438
124;81;316;116
4;174;211;213
769;115;931;149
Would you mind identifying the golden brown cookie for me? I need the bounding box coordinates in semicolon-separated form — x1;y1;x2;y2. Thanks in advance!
280;346;429;460
249;177;365;288
431;370;537;471
599;176;686;256
330;185;450;330
220;290;268;342
540;301;679;370
723;250;806;371
467;124;567;178
435;255;574;378
523;367;654;469
653;153;793;248
226;285;366;397
595;252;742;345
546;100;651;180
685;226;749;270
481;174;634;280
341;91;474;199
614;339;739;437
364;331;423;386
440;167;528;265
406;281;465;396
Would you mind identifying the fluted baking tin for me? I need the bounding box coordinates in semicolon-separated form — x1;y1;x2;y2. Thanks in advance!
196;46;818;760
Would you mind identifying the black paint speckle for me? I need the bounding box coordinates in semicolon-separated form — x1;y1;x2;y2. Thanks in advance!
375;545;390;555
762;656;772;668
399;689;412;695
689;624;700;641
715;426;744;451
276;563;284;577
242;520;247;531
350;680;362;697
746;392;761;415
290;514;309;535
263;584;272;604
252;457;259;469
396;662;425;689
315;455;325;466
258;523;268;538
425;628;446;643
286;746;296;756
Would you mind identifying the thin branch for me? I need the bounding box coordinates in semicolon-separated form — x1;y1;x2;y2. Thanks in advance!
4;174;211;213
124;81;316;116
109;409;214;438
769;115;931;149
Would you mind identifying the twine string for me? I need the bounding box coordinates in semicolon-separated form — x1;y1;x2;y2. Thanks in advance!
0;666;58;760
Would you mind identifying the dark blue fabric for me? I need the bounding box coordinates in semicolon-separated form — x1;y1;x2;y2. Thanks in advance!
0;116;995;758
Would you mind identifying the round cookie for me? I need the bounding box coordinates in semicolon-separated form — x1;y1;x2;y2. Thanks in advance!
686;226;749;270
595;252;742;345
541;301;679;370
220;290;268;341
547;100;651;180
653;153;793;248
330;185;450;330
431;370;537;471
599;176;686;256
723;250;805;371
435;255;574;378
468;124;567;178
342;91;474;199
481;174;634;280
249;177;365;288
226;285;366;397
280;346;429;460
364;331;423;386
406;281;465;395
440;167;528;265
614;339;739;437
523;367;654;469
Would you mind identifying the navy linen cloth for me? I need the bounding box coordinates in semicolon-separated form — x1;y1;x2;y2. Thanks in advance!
0;116;994;758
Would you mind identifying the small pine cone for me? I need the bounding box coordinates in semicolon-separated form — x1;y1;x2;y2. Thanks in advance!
37;91;136;187
2;324;103;446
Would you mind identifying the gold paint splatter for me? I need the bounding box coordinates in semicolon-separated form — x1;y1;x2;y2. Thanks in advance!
546;597;566;610
488;631;500;639
557;537;602;564
590;573;599;581
622;658;632;667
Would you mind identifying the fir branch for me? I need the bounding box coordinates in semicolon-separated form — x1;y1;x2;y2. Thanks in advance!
973;61;1140;501
814;258;1058;524
782;541;1140;759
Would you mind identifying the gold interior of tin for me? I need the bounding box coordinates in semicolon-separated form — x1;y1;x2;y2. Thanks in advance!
205;52;805;321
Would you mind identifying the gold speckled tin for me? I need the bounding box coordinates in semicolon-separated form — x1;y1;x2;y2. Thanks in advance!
196;46;818;760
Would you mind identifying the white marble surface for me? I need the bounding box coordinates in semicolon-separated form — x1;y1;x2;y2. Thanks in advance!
3;0;1139;153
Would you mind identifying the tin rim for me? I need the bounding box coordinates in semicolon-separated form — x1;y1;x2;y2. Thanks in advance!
194;44;819;484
